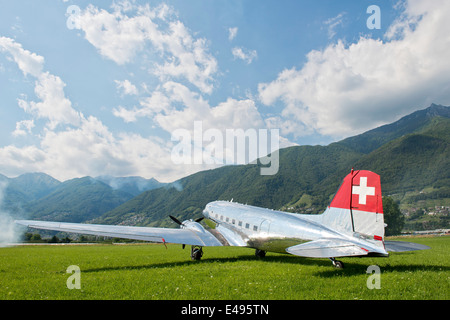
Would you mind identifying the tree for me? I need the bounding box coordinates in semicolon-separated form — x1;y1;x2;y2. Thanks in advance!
410;208;425;219
24;233;33;241
383;196;405;236
31;233;42;242
49;235;59;243
61;236;72;243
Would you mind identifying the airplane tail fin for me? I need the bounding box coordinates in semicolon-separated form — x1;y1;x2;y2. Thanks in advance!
321;170;385;245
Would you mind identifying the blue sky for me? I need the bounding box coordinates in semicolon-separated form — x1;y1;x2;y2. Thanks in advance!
1;0;449;182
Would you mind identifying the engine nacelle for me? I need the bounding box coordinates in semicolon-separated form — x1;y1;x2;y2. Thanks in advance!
181;220;207;233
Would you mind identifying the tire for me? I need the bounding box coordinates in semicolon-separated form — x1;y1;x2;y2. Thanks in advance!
255;249;266;258
191;248;203;260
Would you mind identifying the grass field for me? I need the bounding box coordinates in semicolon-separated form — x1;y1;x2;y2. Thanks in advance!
0;236;448;300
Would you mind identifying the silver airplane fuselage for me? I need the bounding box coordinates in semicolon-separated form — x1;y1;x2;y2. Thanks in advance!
202;200;385;256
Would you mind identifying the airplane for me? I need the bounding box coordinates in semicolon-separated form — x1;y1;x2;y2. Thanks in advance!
15;169;429;268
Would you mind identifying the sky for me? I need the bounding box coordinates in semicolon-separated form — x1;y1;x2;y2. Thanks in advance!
1;0;450;182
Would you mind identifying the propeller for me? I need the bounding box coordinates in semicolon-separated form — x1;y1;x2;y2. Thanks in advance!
169;215;183;225
169;215;204;250
169;215;204;225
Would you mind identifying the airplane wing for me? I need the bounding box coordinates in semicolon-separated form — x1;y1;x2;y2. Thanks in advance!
384;240;430;252
285;238;370;258
15;220;224;247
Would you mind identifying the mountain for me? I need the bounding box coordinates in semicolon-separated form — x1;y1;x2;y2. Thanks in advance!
353;116;450;193
0;172;61;214
0;172;166;222
24;177;135;223
337;103;450;154
96;104;450;228
95;175;167;196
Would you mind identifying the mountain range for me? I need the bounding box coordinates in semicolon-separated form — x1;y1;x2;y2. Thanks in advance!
0;174;166;223
1;103;449;231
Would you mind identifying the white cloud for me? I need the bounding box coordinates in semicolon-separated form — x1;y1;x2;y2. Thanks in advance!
115;79;138;96
112;79;282;170
0;115;185;182
0;37;187;182
112;106;139;123
228;27;238;41
112;88;172;123
12;120;34;137
115;81;265;134
1;37;81;130
38;116;171;180
232;47;257;64
153;21;218;94
0;36;44;77
324;12;345;39
77;3;217;94
17;72;82;129
76;4;151;65
0;36;244;182
0;6;291;182
258;0;450;138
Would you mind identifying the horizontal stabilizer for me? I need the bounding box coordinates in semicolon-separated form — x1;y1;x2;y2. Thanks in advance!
286;238;369;258
384;240;430;252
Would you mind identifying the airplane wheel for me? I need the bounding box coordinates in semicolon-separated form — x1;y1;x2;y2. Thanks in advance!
333;260;344;269
191;247;203;260
255;249;266;258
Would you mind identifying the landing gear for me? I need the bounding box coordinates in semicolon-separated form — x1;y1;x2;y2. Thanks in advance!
330;257;344;269
255;249;266;258
191;245;203;260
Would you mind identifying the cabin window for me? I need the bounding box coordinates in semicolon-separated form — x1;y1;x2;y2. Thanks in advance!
226;217;229;222
232;219;235;225
220;215;223;220
245;223;250;229
253;225;258;231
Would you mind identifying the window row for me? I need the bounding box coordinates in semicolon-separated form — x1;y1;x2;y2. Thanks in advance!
214;213;258;231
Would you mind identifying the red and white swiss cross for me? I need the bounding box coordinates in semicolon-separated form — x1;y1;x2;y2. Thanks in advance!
330;170;383;214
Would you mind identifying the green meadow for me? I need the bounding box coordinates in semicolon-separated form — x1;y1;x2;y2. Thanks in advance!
0;236;448;300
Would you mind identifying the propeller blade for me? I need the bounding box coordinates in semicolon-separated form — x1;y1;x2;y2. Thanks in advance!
195;217;204;223
169;215;183;225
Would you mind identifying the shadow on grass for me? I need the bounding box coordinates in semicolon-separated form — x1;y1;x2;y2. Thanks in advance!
81;252;333;273
315;259;450;278
81;250;449;278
